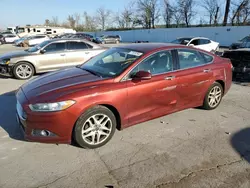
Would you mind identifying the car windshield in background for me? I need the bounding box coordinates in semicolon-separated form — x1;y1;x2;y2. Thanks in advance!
81;47;144;78
171;38;192;45
27;40;50;52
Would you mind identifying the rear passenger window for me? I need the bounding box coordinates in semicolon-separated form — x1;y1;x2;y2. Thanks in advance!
67;42;88;50
200;39;211;45
200;53;214;63
177;49;205;69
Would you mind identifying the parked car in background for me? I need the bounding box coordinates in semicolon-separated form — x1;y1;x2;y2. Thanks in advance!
0;34;4;45
21;34;50;47
222;48;250;81
229;35;250;50
0;31;14;35
15;43;232;148
171;37;219;53
97;35;122;44
14;36;31;46
1;34;19;44
69;33;94;41
0;39;107;79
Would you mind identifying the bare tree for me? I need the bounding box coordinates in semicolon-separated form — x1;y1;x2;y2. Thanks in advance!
74;13;81;27
231;0;250;25
96;7;111;30
163;0;173;28
223;0;231;26
137;0;160;29
67;15;76;28
44;19;50;26
50;16;59;26
83;11;97;31
201;0;220;25
178;0;196;27
115;3;135;28
172;5;183;27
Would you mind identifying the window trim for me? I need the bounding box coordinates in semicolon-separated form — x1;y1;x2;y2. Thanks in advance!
66;41;89;51
121;49;176;82
42;41;66;53
174;48;214;72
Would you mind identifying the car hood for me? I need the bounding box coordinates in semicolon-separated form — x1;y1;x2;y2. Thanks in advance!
0;50;32;60
21;67;104;103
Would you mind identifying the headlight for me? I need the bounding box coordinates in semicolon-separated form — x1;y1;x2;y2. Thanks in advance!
29;100;75;112
0;59;10;64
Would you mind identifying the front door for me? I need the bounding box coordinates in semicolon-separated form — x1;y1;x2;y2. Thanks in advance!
175;48;213;108
125;50;178;126
37;42;66;72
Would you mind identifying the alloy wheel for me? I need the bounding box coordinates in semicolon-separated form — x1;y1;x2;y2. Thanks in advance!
208;86;222;108
81;114;112;145
15;64;33;79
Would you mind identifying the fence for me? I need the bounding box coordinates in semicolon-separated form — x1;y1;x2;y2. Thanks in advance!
89;26;250;47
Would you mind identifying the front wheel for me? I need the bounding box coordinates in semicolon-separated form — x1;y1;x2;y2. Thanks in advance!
13;62;35;80
73;105;116;149
202;82;223;110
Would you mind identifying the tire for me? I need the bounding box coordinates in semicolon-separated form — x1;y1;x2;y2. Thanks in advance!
73;105;116;149
202;82;223;110
13;62;35;80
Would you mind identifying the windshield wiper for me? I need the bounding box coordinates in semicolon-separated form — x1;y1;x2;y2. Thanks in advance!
81;68;102;78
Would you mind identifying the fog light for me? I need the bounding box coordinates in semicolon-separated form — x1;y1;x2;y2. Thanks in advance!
32;129;56;137
41;130;49;136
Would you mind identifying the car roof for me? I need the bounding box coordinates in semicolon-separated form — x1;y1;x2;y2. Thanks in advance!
115;43;181;53
177;37;210;40
47;38;103;48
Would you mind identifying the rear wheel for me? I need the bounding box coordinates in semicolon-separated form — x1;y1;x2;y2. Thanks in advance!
202;82;223;110
13;62;34;80
73;105;116;149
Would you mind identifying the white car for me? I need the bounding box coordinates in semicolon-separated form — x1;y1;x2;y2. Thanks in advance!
171;37;219;53
3;34;19;43
26;35;50;46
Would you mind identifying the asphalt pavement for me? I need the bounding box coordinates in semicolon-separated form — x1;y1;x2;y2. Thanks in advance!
0;44;250;188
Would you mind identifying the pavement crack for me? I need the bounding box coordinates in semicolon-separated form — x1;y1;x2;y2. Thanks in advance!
94;149;120;187
33;169;80;188
156;158;246;188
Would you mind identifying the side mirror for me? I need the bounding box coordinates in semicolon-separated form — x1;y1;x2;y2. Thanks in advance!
40;49;46;54
189;44;195;47
132;71;152;80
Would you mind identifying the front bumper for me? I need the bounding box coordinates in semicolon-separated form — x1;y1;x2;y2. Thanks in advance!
16;89;77;144
0;64;12;75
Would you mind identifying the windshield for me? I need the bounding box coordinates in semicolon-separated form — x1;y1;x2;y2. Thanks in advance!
27;40;51;52
80;48;144;78
171;38;191;45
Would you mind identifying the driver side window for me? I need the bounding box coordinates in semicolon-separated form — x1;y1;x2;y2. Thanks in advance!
190;39;199;46
44;43;65;53
129;50;173;78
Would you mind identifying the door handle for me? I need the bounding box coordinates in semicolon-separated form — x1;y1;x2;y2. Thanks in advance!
203;69;211;73
85;52;90;54
165;76;175;80
60;54;66;56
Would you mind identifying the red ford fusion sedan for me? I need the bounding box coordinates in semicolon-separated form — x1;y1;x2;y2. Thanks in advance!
16;43;232;148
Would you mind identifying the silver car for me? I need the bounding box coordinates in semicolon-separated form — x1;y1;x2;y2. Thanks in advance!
0;39;107;79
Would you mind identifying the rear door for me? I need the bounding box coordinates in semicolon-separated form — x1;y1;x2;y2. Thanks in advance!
174;48;214;108
36;42;66;72
65;41;94;67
